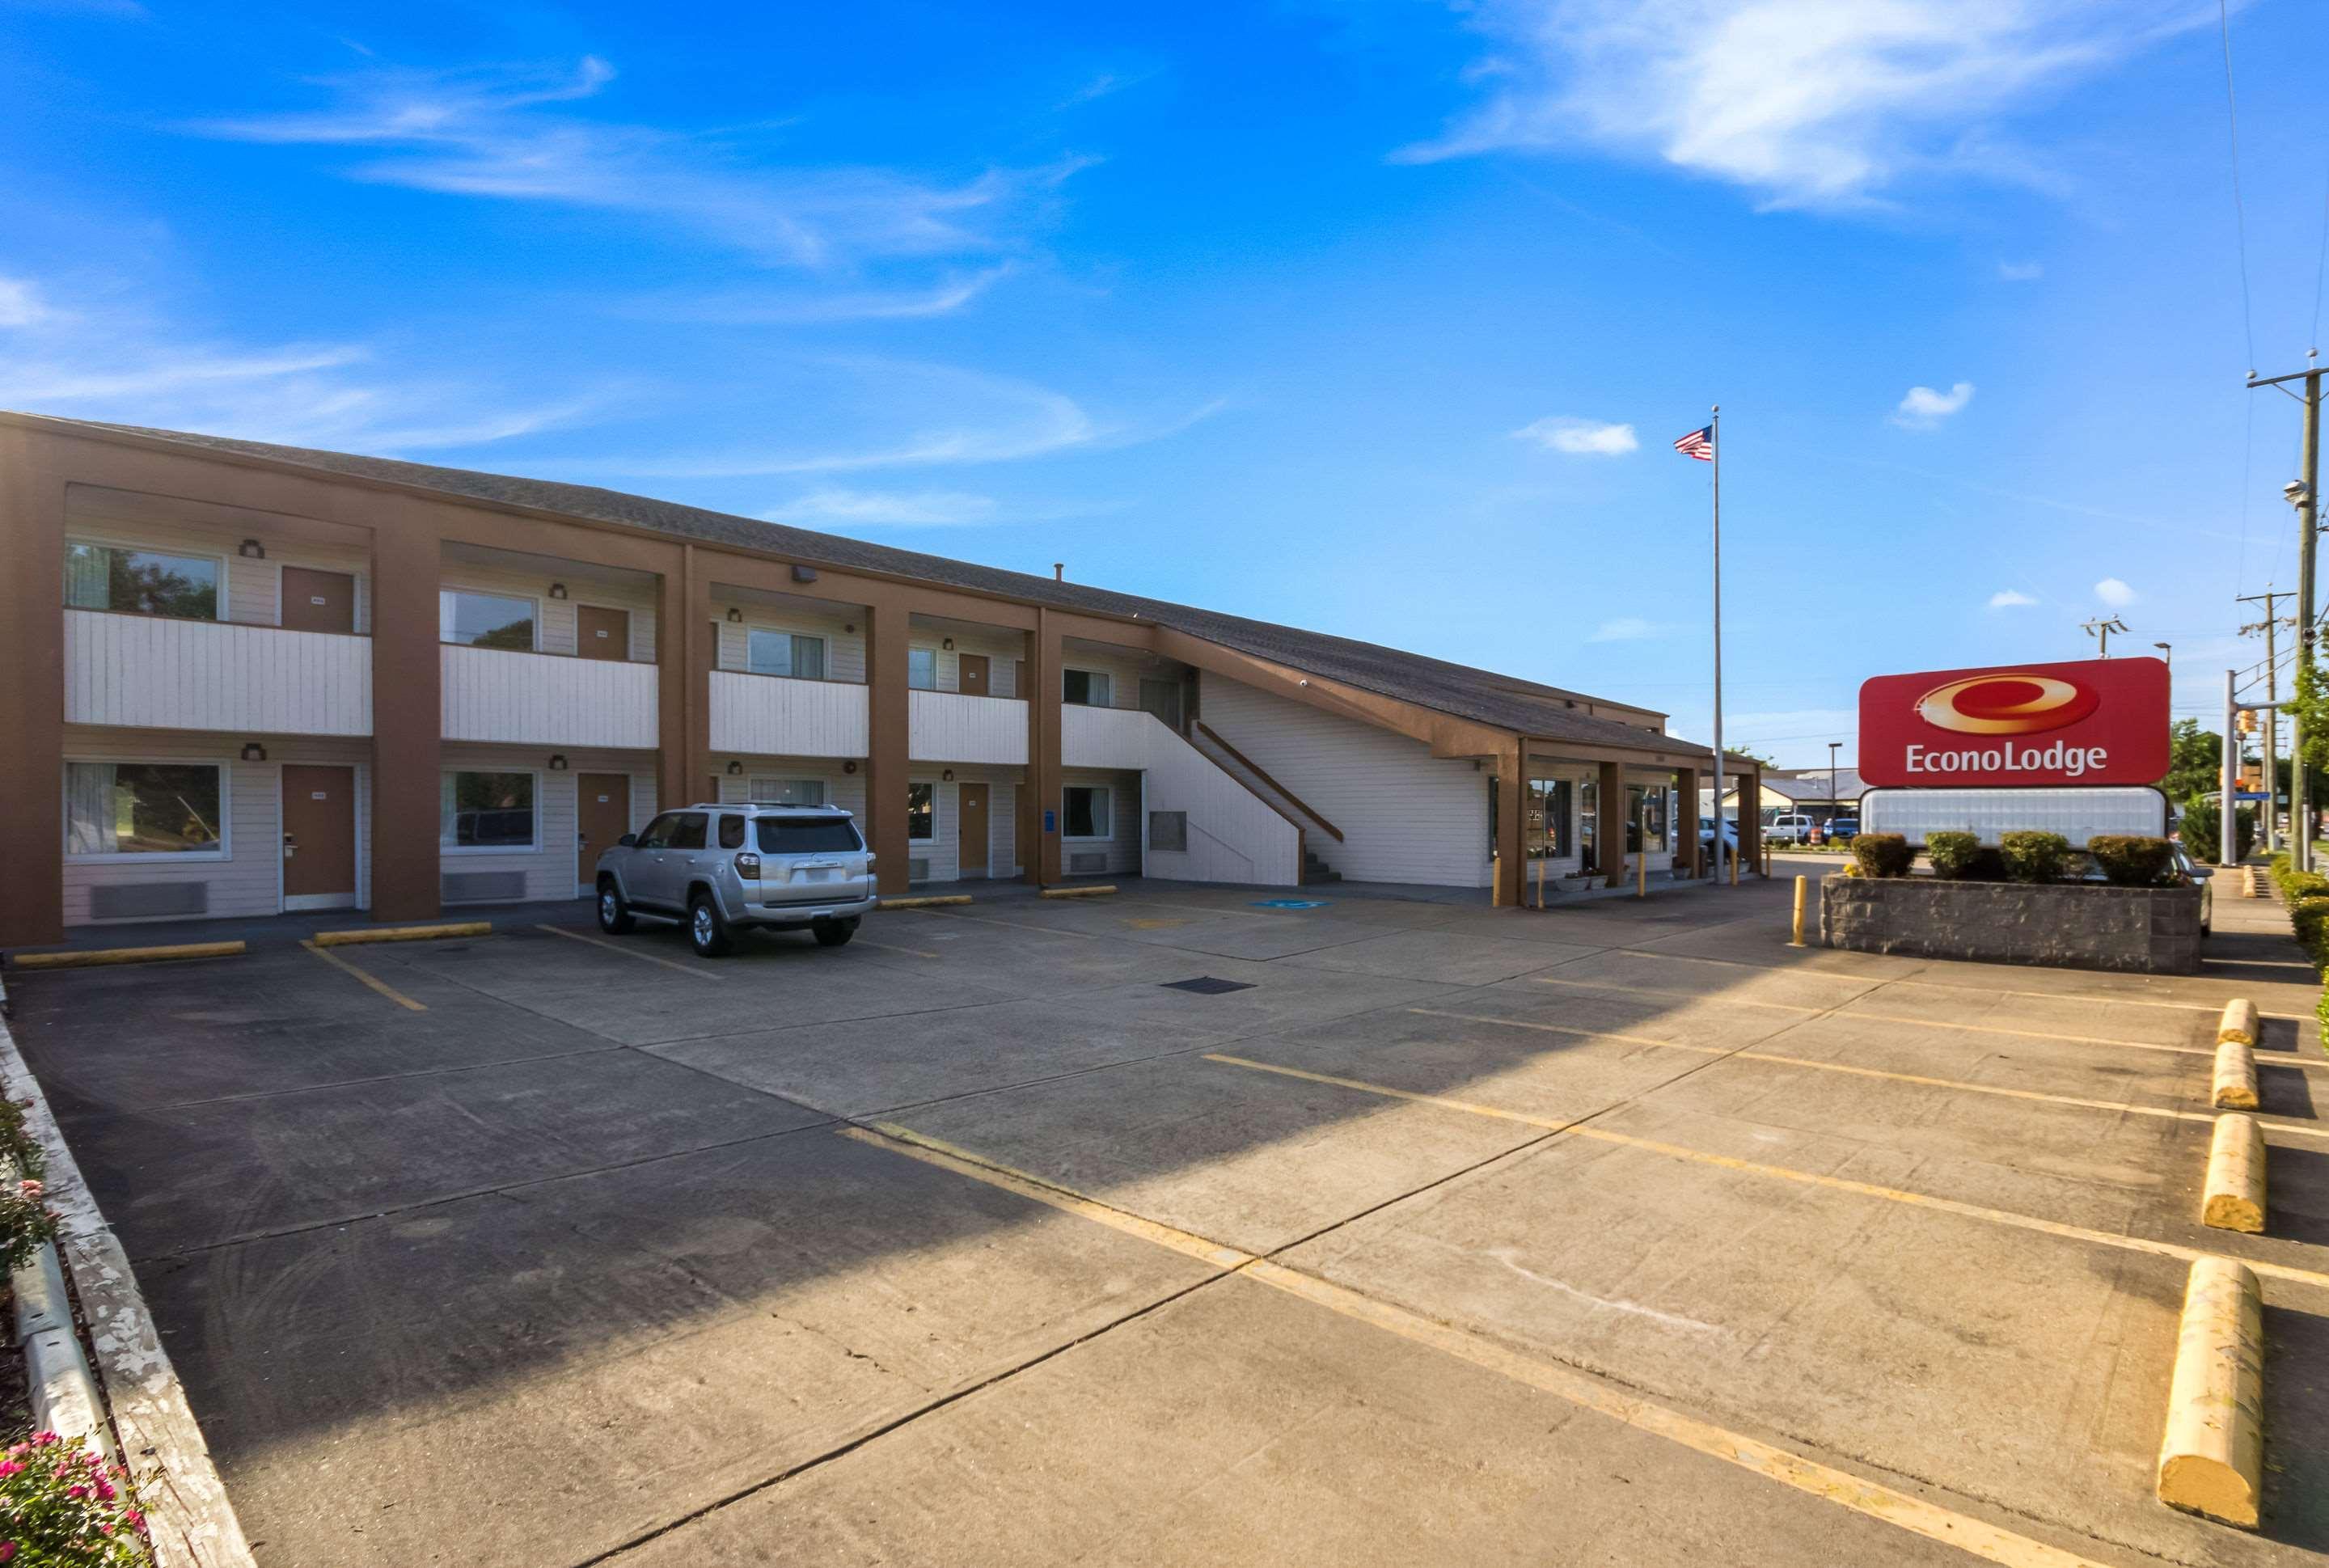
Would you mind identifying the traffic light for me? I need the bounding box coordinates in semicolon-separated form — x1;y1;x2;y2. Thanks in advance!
2236;708;2256;734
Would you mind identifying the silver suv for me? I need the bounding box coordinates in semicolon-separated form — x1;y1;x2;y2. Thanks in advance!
594;803;876;957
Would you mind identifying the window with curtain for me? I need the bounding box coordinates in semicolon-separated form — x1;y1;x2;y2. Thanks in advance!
907;783;934;840
747;778;826;805
748;630;826;678
1063;784;1110;839
63;763;224;856
440;771;536;848
439;591;535;649
1062;669;1111;707
907;648;938;690
63;543;219;619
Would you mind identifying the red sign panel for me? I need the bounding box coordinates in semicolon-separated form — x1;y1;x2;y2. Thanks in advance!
1858;657;2168;788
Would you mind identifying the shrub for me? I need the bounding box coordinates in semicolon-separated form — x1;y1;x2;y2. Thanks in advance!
2280;869;2329;905
1925;831;1980;879
2291;894;2329;950
2178;800;2255;864
1850;834;1914;878
1999;830;2073;884
0;1431;148;1566
2088;835;2175;886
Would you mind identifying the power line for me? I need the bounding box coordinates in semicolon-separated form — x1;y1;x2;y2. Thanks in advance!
2217;0;2257;373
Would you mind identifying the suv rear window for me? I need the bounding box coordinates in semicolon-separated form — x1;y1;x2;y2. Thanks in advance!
756;818;863;854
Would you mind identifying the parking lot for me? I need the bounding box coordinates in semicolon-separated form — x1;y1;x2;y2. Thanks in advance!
8;875;2329;1566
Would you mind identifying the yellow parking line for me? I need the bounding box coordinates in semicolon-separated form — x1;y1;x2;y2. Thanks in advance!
299;940;425;1012
537;924;721;979
1610;952;2311;1021
1200;1053;2329;1295
1409;1008;2329;1143
845;1119;2121;1568
1837;1008;2329;1072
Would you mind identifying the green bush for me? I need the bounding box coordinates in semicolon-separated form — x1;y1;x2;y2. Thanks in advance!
2291;894;2329;950
2178;800;2255;864
2087;835;2175;886
1850;834;1914;878
1999;830;2073;884
1925;831;1980;879
2280;869;2329;904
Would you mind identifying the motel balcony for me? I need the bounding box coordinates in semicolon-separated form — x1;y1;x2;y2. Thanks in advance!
440;643;660;750
64;607;373;737
908;688;1027;765
708;669;869;757
1060;702;1154;769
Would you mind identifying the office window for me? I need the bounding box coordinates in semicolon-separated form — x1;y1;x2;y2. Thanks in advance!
440;771;536;849
748;629;826;679
907;783;934;840
64;763;224;857
748;778;826;806
1063;784;1110;839
63;543;219;619
907;648;938;690
440;591;535;650
1063;669;1111;707
1527;778;1573;859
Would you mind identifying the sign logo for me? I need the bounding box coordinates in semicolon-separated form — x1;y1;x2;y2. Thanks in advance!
1913;673;2099;738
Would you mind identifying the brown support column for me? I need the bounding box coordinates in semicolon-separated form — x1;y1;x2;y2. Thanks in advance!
370;517;444;921
1021;609;1062;885
864;595;911;895
1494;740;1525;907
655;545;698;816
0;429;66;945
1596;759;1626;889
1676;766;1701;878
1737;763;1764;875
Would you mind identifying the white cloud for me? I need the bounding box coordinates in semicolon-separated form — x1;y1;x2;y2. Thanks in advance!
1997;260;2044;281
1587;616;1664;642
0;277;48;327
1892;380;1974;427
1987;589;2037;608
762;488;1000;527
623;266;1009;326
1512;416;1638;454
1394;1;2204;209
2094;577;2137;607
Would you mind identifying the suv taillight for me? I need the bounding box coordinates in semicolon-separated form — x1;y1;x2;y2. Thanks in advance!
735;852;762;878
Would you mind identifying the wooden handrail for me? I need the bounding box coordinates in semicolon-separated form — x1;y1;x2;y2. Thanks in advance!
1194;721;1344;843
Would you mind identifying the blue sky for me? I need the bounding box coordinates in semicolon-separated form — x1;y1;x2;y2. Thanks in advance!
3;0;2324;767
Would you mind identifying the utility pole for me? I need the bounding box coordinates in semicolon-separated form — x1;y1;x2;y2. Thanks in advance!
2082;615;2129;657
2248;357;2323;869
2236;592;2293;852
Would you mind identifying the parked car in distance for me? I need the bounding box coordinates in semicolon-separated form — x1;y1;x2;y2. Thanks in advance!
2170;843;2214;937
1825;815;1859;843
1700;817;1739;856
1765;814;1815;844
594;802;876;957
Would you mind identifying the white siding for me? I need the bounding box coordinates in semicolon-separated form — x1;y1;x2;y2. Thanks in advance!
441;645;659;749
1198;672;1492;888
1059;768;1142;877
1058;705;1300;885
907;690;1028;764
64;610;372;737
708;672;869;757
714;599;864;683
911;627;1025;696
63;494;374;632
443;564;657;661
440;746;656;905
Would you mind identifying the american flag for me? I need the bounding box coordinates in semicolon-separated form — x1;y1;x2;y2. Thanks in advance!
1673;425;1714;461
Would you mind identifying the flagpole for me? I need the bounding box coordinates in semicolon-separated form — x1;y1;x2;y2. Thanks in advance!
1710;404;1724;881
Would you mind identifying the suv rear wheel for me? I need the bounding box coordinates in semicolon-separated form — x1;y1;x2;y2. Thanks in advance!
688;892;736;957
812;917;857;948
597;878;635;935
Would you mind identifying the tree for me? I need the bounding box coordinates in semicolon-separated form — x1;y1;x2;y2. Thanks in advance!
2161;718;2225;805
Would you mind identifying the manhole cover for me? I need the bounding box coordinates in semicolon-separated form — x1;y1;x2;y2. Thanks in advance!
1160;976;1255;995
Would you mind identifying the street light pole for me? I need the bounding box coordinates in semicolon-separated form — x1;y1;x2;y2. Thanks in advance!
2248;358;2323;869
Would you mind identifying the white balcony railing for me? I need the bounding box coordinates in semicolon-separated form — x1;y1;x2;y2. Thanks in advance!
1060;702;1152;770
708;670;869;757
65;608;371;736
442;645;658;749
908;689;1028;764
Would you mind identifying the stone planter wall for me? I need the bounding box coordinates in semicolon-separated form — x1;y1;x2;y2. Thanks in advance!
1821;875;2202;974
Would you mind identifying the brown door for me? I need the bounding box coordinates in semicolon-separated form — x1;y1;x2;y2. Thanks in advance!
958;783;989;875
578;605;630;661
577;774;630;889
281;568;355;633
282;765;356;904
959;653;990;697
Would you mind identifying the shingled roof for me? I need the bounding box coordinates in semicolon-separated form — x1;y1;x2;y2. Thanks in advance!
26;414;1717;760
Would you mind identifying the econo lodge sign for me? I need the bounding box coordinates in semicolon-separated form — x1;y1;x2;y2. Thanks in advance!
1858;656;2169;788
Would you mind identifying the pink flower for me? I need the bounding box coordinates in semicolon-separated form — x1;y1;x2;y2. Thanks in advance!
0;1539;18;1561
29;1432;57;1447
0;1460;23;1478
94;1477;114;1501
123;1509;144;1531
65;1482;87;1498
17;1181;42;1201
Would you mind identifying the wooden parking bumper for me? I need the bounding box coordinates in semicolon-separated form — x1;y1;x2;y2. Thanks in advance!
878;894;973;910
2216;999;2261;1048
2212;1038;2260;1110
1040;885;1118;900
9;940;246;970
311;922;492;948
2157;1257;2266;1528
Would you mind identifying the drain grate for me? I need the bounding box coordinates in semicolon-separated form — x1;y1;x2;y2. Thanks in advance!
1160;976;1255;995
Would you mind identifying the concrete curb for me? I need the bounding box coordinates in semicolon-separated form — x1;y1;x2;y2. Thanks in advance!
2157;1256;2265;1528
2200;1114;2267;1234
311;921;491;948
0;1000;254;1567
2217;999;2261;1047
1041;885;1118;899
878;895;973;910
2212;1038;2260;1110
9;941;246;971
13;1243;111;1461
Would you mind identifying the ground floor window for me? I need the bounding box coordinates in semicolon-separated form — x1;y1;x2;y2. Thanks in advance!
749;777;826;805
907;782;934;839
1526;777;1573;859
441;771;536;849
1063;784;1110;839
64;762;225;857
1625;784;1669;853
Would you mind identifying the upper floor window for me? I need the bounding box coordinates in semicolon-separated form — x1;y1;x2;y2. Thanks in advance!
441;590;535;650
907;648;938;690
748;629;826;679
1063;669;1111;707
64;542;219;620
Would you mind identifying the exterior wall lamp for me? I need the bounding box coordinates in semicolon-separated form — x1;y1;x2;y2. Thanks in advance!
726;760;743;776
238;539;265;559
240;742;267;762
547;754;569;771
726;607;742;623
941;637;955;651
941;769;955;782
843;760;858;774
548;583;569;600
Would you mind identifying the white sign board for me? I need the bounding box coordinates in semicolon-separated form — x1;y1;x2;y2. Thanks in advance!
1859;786;2166;847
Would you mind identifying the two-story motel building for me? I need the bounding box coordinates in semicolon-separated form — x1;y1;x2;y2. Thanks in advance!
0;412;1765;949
